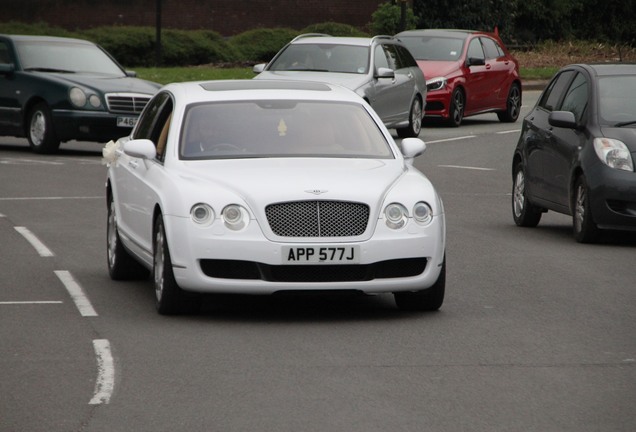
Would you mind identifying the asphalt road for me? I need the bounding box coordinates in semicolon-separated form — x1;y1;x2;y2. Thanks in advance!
1;91;635;432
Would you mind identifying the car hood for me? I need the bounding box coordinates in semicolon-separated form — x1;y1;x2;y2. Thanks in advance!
177;157;405;209
43;72;160;94
416;60;461;79
254;71;369;92
601;126;636;152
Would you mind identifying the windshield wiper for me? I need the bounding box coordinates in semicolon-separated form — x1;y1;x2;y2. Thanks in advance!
24;67;75;73
614;120;636;127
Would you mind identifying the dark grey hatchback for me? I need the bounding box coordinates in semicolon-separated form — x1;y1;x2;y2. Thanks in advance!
0;34;160;153
512;63;636;243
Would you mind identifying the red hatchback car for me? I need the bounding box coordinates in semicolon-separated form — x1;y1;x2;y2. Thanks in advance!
397;29;522;126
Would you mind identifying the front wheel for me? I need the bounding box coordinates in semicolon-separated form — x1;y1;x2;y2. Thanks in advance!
573;175;600;243
153;215;201;314
396;97;422;138
27;102;60;154
497;83;521;123
512;163;542;227
394;256;445;311
447;88;464;127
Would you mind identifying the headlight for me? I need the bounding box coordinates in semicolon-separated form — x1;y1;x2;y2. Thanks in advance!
70;87;87;108
222;204;249;231
593;138;634;171
88;94;102;108
384;203;408;229
413;202;433;225
190;203;215;225
426;77;447;91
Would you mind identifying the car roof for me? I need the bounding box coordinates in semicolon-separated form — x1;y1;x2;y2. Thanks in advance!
163;79;366;104
0;34;95;45
579;63;636;77
396;29;486;39
289;34;394;47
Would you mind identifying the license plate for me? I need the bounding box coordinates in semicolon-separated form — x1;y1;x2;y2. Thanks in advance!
283;246;359;264
117;116;137;128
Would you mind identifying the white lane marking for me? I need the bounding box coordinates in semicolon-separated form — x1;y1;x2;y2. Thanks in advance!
438;165;495;171
0;301;63;305
14;226;54;257
497;129;521;134
0;196;102;201
54;270;98;317
0;158;63;165
426;135;477;144
89;339;115;405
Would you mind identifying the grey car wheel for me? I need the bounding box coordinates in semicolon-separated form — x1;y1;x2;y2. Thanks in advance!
512;164;542;227
396;97;422;138
447;88;464;127
27;102;61;154
497;83;522;123
573;175;600;243
107;193;148;280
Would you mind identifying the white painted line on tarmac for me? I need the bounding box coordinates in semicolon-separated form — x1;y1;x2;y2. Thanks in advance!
0;301;63;305
54;270;98;317
89;339;115;405
0;196;102;201
426;135;477;144
14;226;54;257
497;129;521;134
438;165;495;171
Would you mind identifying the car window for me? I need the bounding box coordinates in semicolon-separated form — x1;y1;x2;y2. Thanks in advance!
0;41;10;63
560;72;588;122
269;44;368;74
134;92;170;141
394;44;418;68
379;44;399;70
398;36;464;61
539;70;575;111
480;37;503;59
14;40;124;75
467;38;485;61
598;75;636;125
374;44;390;70
180;100;393;160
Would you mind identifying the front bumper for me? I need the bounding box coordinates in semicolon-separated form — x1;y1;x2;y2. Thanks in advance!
424;88;452;119
52;109;137;143
588;165;636;231
164;214;446;295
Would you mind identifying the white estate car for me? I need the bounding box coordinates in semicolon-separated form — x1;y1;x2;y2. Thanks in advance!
105;80;446;314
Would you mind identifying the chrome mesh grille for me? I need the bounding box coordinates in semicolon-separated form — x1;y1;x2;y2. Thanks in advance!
266;200;369;237
105;94;151;114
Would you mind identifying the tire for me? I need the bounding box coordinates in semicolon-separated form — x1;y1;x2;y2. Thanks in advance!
107;194;149;280
153;215;199;314
396;96;423;138
512;163;542;227
394;256;445;311
27;102;61;154
497;83;522;123
573;175;600;243
447;88;464;127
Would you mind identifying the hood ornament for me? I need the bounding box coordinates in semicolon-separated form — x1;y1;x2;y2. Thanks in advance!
305;189;328;195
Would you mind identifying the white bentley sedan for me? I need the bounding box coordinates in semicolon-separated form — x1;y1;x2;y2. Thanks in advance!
105;80;446;314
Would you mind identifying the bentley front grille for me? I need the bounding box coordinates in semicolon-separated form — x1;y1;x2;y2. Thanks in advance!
265;200;369;237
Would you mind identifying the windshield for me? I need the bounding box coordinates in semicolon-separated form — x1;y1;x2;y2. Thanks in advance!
15;40;126;76
598;75;636;126
268;44;369;74
180;100;392;160
398;36;465;61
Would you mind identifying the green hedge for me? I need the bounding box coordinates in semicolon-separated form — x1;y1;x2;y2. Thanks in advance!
0;21;372;67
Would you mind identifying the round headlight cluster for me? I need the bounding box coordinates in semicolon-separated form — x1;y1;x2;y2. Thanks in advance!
190;203;215;225
69;87;102;109
222;204;249;231
384;202;434;229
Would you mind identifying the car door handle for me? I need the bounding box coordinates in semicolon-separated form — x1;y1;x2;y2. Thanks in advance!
128;160;139;169
407;72;413;79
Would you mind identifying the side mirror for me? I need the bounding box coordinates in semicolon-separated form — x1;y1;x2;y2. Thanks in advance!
125;70;138;78
253;63;266;74
376;67;395;79
400;138;426;164
467;57;486;67
549;111;577;129
0;63;15;75
123;139;157;160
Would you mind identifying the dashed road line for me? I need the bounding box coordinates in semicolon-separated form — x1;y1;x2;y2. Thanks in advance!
54;270;98;317
438;164;495;171
89;339;115;405
14;226;54;257
0;301;63;305
427;135;477;144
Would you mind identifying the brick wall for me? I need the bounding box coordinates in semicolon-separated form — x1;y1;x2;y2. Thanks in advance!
2;0;396;36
